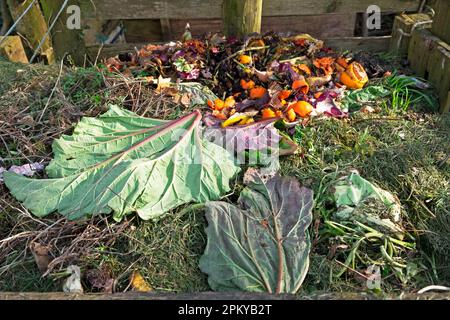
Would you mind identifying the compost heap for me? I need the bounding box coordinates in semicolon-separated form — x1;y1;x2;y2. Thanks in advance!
104;33;379;127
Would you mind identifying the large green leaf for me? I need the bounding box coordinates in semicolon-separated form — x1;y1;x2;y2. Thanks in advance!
4;105;240;221
199;167;313;293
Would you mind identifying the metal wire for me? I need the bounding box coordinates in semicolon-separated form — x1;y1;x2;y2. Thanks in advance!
0;0;38;47
30;0;69;63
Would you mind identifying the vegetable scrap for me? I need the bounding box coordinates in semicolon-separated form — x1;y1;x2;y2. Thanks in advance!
332;170;403;238
0;162;45;182
104;33;376;128
200;167;313;293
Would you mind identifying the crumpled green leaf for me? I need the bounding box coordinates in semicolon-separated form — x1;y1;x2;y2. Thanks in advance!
4;105;240;221
332;170;403;237
199;167;313;293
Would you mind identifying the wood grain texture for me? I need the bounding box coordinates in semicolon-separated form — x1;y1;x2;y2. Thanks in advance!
123;20;163;43
427;42;450;113
85;36;392;60
408;28;441;78
40;0;86;64
389;13;432;57
223;0;263;36
324;36;391;52
0;291;449;300
431;0;450;45
262;14;356;38
7;0;54;63
79;0;421;20
0;36;29;63
408;28;450;113
128;14;356;43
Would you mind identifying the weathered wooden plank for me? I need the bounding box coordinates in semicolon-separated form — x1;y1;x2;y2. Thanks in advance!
389;13;432;57
85;36;391;61
40;0;86;65
223;0;263;37
427;42;450;113
0;291;449;300
170;19;223;39
149;14;356;42
0;35;28;63
123;20;163;43
408;28;441;78
6;0;54;63
408;28;450;113
160;18;173;41
262;14;356;38
325;36;391;52
79;0;421;20
431;0;450;45
0;0;13;35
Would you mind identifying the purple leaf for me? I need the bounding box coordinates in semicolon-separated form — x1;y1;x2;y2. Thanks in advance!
203;119;297;159
235;92;271;111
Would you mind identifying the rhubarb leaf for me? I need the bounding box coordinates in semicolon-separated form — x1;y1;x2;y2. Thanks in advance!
199;167;313;293
4;105;240;221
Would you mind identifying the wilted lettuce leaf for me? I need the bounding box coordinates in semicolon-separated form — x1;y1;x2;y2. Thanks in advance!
332;170;403;237
4;106;240;221
199;167;313;293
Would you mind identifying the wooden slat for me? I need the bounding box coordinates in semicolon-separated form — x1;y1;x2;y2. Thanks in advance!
123;20;163;43
80;0;421;20
0;291;449;300
324;36;391;52
389;13;432;57
160;18;173;41
408;28;450;113
427;42;450;113
431;0;450;45
0;36;29;63
7;0;54;63
408;28;441;77
144;14;356;42
85;36;391;60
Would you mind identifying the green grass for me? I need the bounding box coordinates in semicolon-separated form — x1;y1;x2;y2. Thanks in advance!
281;112;449;292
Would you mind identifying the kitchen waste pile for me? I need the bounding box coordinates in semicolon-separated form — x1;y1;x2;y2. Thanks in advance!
104;33;378;127
3;33;420;294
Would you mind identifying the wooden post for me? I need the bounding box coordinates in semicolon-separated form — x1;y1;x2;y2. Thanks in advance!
6;0;54;63
40;0;86;65
223;0;263;37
